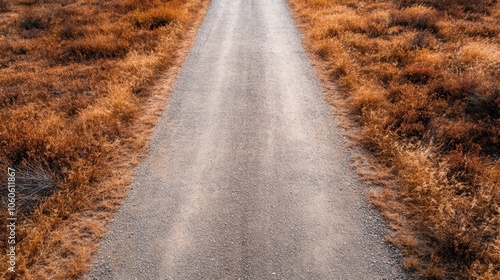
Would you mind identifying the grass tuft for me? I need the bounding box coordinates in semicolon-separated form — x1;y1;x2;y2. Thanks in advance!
130;6;185;30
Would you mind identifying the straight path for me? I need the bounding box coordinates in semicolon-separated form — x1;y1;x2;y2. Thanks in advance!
86;0;408;279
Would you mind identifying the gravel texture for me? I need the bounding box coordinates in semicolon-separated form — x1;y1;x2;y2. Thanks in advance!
85;0;410;279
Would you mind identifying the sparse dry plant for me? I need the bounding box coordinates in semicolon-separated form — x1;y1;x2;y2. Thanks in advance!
289;0;500;278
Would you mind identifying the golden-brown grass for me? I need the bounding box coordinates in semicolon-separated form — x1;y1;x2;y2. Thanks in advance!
288;0;499;278
0;0;209;278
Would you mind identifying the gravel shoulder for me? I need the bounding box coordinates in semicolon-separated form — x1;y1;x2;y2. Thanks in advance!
85;0;409;279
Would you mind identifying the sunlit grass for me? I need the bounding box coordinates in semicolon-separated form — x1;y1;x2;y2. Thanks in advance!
289;0;499;278
0;0;208;278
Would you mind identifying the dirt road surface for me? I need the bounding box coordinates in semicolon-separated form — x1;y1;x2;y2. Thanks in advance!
86;0;409;279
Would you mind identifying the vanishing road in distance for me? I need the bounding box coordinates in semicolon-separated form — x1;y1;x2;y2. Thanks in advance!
87;0;409;279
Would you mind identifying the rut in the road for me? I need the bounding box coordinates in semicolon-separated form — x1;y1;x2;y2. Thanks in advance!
86;0;409;279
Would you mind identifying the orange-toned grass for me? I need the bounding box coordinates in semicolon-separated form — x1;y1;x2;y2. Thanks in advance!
288;0;500;278
0;0;210;278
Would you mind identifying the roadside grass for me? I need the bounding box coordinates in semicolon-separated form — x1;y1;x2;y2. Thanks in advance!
0;0;209;278
288;0;499;278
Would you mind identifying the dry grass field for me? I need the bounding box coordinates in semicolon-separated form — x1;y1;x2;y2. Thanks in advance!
288;0;499;278
0;0;208;278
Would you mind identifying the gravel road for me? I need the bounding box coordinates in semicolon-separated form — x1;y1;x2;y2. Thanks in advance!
86;0;409;279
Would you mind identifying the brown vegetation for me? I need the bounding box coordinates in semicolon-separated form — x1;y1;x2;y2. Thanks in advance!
288;0;499;278
0;0;209;278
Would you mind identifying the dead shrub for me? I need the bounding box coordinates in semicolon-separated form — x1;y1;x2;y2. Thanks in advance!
0;165;57;215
